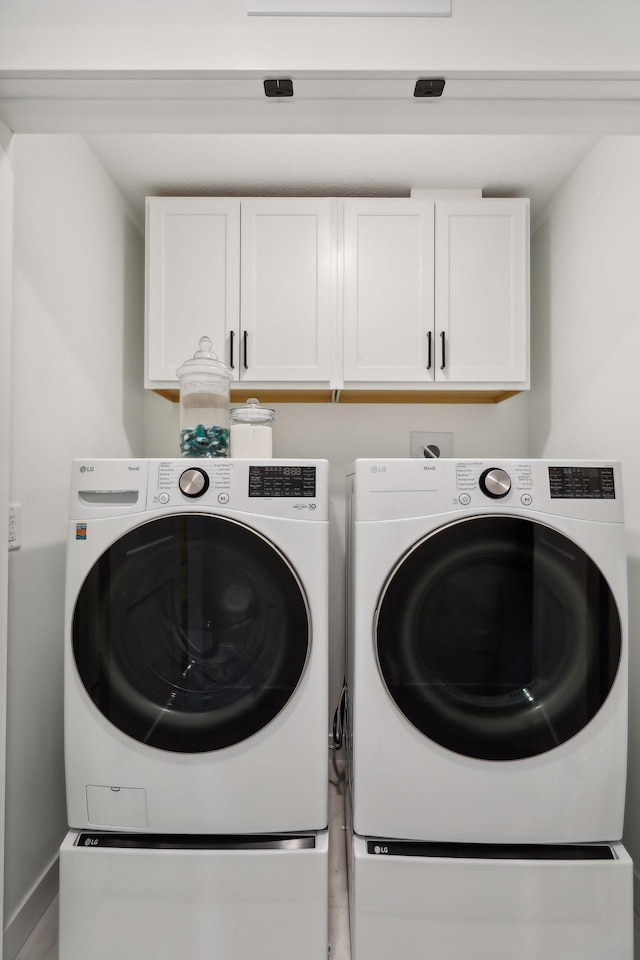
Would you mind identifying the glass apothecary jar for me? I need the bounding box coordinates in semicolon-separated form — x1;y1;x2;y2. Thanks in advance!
230;398;275;458
176;337;233;458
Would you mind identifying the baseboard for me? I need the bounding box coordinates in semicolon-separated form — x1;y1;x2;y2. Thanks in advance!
3;854;59;960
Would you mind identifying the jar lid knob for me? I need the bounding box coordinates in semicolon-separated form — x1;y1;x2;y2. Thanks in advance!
194;336;217;359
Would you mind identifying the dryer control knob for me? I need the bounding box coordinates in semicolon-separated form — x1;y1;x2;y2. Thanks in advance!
479;467;511;500
179;468;210;498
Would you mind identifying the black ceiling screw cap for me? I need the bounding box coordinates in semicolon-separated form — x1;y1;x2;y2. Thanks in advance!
264;79;294;97
414;78;446;97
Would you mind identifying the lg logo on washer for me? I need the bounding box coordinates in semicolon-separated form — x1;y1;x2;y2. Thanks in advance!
79;465;94;473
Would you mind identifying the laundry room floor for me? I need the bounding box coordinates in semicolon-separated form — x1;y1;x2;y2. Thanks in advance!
10;756;639;960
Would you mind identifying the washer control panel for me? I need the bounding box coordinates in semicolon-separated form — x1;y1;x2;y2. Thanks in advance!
147;459;328;520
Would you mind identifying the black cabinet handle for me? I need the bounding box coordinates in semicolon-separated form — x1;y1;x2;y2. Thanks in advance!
243;330;249;370
440;331;446;370
426;331;432;370
229;330;235;370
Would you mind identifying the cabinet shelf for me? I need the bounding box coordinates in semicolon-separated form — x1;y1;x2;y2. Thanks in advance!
154;388;521;405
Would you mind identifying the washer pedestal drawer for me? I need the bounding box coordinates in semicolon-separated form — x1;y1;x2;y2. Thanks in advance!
59;829;328;960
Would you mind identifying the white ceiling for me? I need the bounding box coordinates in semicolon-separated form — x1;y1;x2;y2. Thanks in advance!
85;132;599;230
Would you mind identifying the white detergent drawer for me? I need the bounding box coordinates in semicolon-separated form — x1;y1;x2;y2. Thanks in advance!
59;829;329;960
349;835;633;960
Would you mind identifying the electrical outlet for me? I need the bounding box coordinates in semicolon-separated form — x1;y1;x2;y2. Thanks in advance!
8;503;21;551
410;432;453;459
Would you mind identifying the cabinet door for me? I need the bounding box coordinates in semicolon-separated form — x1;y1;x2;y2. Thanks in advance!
240;198;336;382
435;199;528;384
343;199;435;382
146;198;240;386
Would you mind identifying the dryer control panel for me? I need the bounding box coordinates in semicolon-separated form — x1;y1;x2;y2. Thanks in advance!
348;459;623;524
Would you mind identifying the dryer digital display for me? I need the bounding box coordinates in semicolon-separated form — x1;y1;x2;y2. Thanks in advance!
549;466;615;499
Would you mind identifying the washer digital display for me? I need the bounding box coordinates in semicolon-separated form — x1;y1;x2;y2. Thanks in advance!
249;465;316;498
549;466;615;500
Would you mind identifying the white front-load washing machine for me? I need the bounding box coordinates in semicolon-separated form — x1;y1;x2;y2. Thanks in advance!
346;459;628;844
65;458;328;834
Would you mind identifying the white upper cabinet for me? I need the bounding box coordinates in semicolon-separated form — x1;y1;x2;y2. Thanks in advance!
146;194;529;395
343;199;435;382
146;197;240;386
146;196;336;388
240;198;336;382
342;196;529;387
435;199;528;384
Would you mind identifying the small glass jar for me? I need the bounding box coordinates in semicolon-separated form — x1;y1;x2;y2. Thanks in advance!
176;337;233;458
230;398;275;458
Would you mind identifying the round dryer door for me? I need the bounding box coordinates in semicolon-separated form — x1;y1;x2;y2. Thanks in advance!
376;515;622;761
73;514;310;753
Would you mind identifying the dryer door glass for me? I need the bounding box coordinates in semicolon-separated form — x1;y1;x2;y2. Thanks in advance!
73;515;310;753
376;516;622;761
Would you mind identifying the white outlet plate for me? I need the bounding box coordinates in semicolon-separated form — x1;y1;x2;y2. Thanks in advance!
410;432;453;459
8;503;21;550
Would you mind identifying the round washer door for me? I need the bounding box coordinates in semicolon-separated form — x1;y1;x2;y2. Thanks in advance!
73;514;310;753
376;515;622;761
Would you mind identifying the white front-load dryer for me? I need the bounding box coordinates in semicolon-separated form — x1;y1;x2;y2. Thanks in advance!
346;459;628;844
65;458;328;834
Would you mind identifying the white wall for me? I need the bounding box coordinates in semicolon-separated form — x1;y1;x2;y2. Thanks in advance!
0;121;15;960
5;134;145;958
145;389;530;712
1;0;640;73
529;135;640;884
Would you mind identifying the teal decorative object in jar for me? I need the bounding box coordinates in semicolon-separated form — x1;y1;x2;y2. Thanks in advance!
176;337;233;458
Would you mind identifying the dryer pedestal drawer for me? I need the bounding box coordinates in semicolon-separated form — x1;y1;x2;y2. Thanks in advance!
348;832;633;960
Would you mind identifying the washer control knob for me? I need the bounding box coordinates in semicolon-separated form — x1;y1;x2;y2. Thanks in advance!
479;467;511;500
179;468;210;498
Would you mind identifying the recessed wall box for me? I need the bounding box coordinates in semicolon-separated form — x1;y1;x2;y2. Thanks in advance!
410;431;453;458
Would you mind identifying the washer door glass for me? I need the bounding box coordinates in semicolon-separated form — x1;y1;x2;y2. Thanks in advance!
73;515;310;753
376;516;622;761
